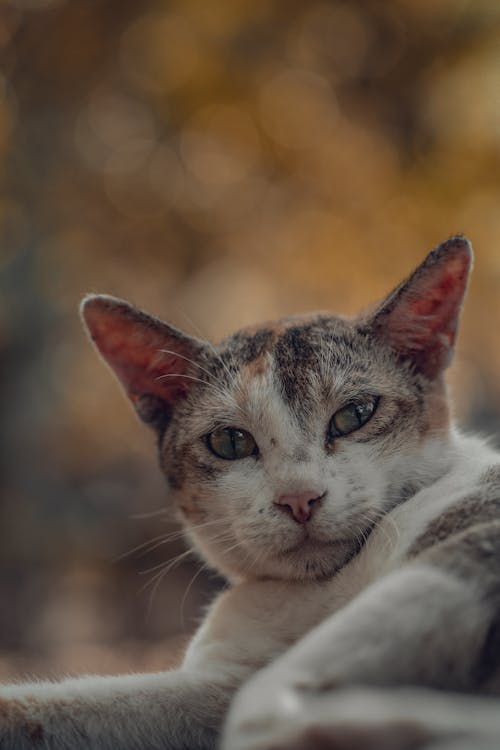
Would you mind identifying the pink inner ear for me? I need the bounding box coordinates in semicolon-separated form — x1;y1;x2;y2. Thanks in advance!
373;238;472;376
409;271;461;318
82;296;201;410
399;255;470;349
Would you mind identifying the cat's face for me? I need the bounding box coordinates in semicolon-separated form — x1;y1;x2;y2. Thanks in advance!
81;236;472;582
159;315;449;581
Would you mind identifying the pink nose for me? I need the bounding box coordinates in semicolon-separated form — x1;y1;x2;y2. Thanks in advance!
275;490;324;524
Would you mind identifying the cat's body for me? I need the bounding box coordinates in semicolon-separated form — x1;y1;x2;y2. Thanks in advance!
2;236;500;750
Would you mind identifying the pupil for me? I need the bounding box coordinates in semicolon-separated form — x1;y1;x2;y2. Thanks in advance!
347;405;359;424
230;428;248;457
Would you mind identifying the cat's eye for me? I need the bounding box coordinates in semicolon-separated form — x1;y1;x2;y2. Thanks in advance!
206;427;258;460
328;395;379;439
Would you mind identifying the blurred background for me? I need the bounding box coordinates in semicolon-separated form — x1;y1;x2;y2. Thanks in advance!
1;0;500;680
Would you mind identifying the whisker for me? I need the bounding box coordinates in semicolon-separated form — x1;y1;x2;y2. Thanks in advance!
159;313;250;422
114;532;180;562
155;372;212;387
380;512;400;547
158;349;217;382
347;521;366;553
140;548;194;590
218;538;248;557
358;508;397;550
117;518;230;563
174;309;238;393
139;556;185;576
130;507;168;520
183;518;232;538
139;529;226;564
243;544;264;575
139;523;234;601
134;533;190;558
155;371;237;407
180;562;209;632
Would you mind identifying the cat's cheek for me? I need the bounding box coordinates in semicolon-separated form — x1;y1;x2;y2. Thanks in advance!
178;492;210;523
322;455;386;517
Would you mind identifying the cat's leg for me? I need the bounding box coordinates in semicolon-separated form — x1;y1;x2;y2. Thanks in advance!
0;669;235;750
0;588;245;750
224;686;500;750
0;578;318;750
223;522;500;749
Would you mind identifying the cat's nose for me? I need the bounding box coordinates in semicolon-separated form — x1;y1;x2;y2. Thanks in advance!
274;490;324;524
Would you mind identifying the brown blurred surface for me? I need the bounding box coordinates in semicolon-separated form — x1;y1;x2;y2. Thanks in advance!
1;0;500;680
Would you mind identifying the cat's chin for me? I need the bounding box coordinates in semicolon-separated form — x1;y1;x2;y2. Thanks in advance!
269;536;359;581
189;524;363;582
221;536;360;583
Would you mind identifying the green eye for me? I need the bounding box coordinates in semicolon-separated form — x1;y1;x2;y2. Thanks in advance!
206;427;258;460
328;396;379;439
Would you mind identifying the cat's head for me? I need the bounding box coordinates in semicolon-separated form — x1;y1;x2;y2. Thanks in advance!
81;236;472;582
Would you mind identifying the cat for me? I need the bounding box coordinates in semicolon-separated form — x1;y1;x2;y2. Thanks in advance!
2;235;500;750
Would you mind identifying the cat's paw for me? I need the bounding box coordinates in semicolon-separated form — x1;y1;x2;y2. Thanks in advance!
222;685;453;750
222;664;321;750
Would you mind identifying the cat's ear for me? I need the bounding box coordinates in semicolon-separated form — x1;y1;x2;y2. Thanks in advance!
365;236;473;379
81;295;206;433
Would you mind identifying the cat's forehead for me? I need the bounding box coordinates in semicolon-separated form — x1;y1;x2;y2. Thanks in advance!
204;313;384;407
193;312;412;419
217;313;355;366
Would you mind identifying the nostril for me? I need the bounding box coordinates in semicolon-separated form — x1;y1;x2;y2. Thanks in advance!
307;494;322;508
274;490;325;524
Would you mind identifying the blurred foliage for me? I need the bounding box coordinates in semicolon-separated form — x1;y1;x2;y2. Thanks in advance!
1;0;500;678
